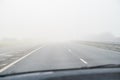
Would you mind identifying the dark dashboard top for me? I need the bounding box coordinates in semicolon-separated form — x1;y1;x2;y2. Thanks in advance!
0;68;120;80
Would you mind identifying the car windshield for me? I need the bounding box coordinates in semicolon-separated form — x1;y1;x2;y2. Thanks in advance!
0;0;120;75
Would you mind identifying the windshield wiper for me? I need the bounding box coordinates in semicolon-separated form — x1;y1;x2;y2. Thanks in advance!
0;64;120;77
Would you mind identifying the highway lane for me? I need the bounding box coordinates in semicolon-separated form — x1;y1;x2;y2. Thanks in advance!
0;43;40;70
1;42;120;74
66;43;120;66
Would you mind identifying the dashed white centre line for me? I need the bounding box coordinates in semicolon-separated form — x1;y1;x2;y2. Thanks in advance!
67;48;88;64
0;46;44;73
80;58;88;64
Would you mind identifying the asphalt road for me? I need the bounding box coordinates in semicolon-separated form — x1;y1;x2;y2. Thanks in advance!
1;42;120;74
0;44;38;70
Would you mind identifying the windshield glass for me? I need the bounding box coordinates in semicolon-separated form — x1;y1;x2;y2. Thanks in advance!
0;0;120;75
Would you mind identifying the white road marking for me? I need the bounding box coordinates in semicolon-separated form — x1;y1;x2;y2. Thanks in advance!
80;59;88;64
0;46;44;73
67;48;88;64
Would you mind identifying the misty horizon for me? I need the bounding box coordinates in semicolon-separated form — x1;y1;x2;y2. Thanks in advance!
0;0;120;42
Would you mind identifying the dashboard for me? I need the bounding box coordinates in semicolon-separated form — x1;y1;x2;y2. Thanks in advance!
0;68;120;80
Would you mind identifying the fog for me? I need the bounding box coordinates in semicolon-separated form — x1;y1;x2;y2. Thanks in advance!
0;0;120;42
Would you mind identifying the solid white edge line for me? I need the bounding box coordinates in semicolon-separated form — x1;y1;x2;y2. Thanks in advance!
0;46;43;73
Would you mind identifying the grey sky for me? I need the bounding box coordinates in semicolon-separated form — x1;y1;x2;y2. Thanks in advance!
0;0;120;41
